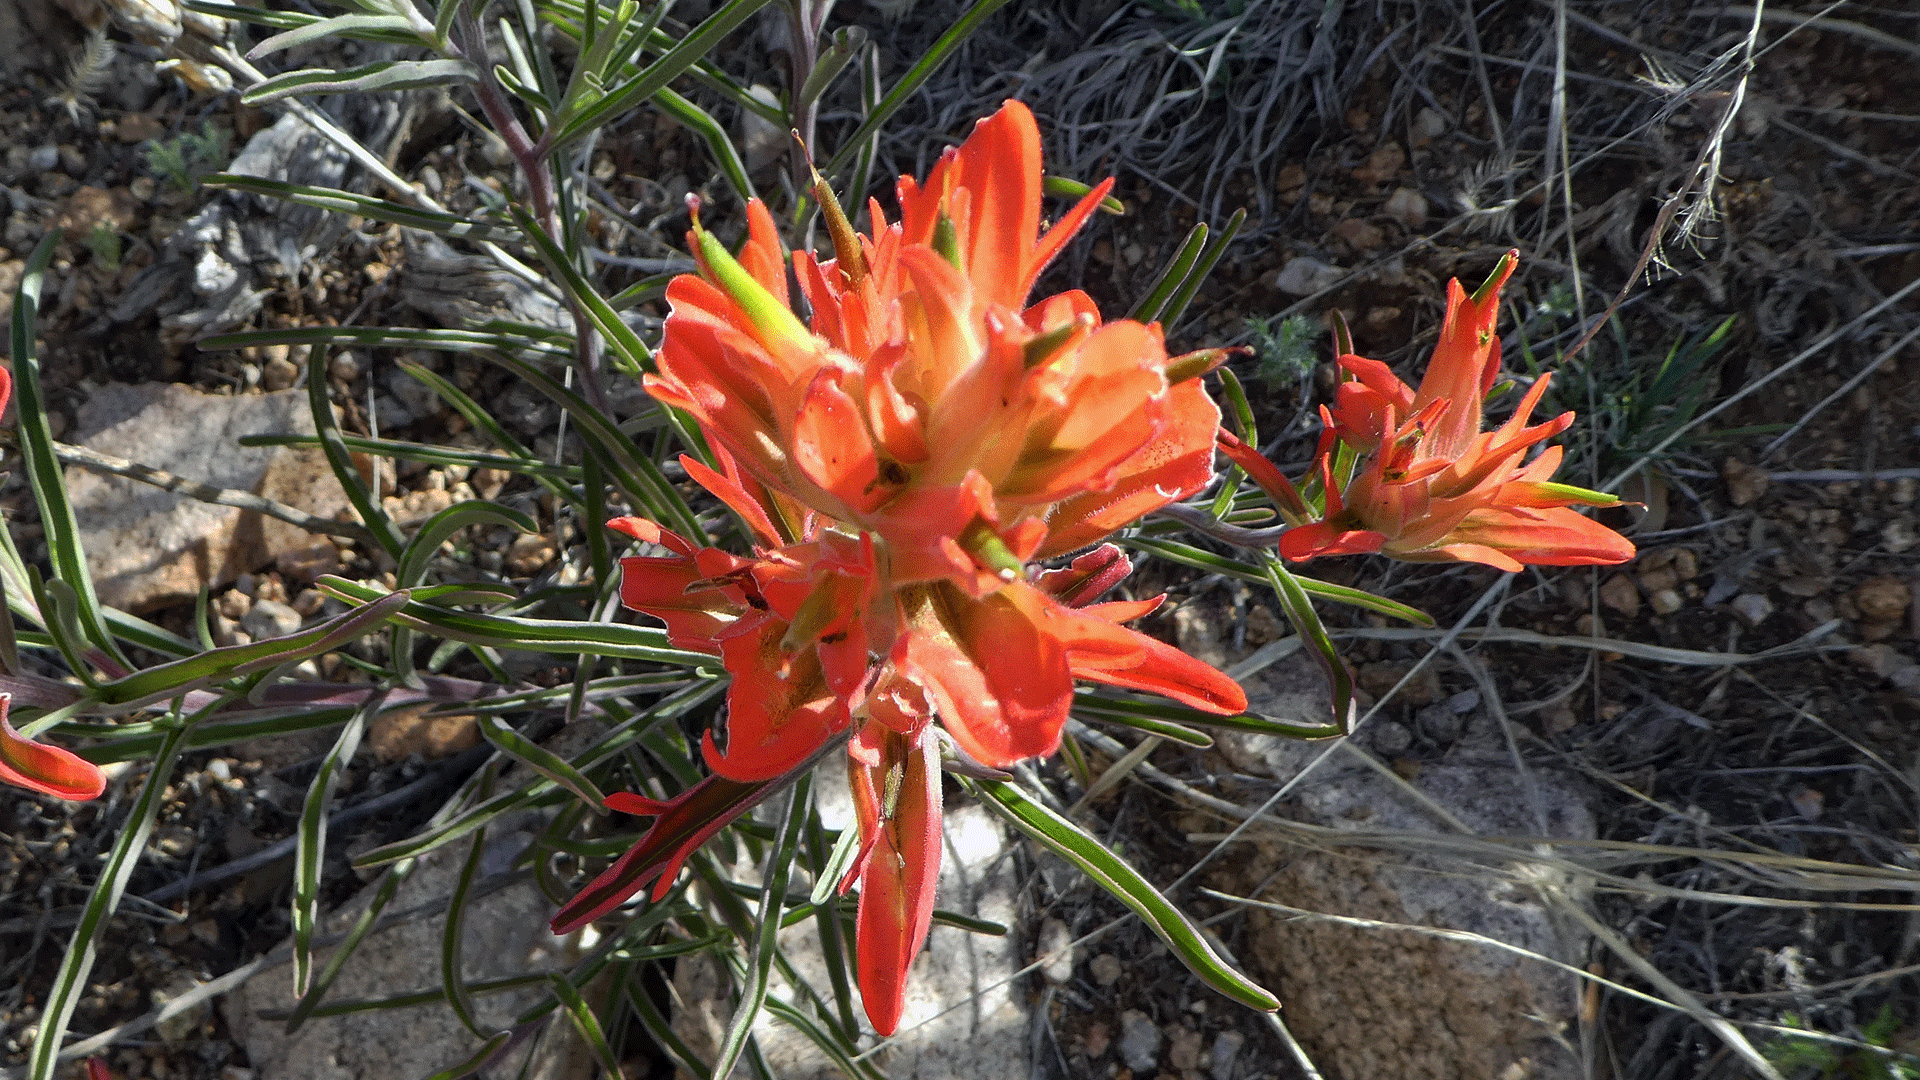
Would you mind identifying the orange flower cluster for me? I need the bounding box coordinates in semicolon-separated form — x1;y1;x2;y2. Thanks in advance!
1220;252;1635;572
552;102;1246;1035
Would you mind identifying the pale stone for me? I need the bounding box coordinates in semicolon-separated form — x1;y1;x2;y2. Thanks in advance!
1273;256;1344;297
227;821;574;1080
1179;617;1591;1080
65;382;350;612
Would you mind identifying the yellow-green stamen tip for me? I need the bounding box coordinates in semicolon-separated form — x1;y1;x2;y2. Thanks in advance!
932;211;963;272
957;520;1025;581
1023;314;1092;370
693;219;814;352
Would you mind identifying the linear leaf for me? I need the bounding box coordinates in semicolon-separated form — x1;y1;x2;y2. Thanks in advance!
548;0;774;148
442;817;493;1039
203;324;570;359
315;577;714;666
241;59;477;105
9;230;124;668
1158;207;1246;331
476;713;605;808
820;0;1014;182
711;774;810;1080
652;86;756;204
963;775;1279;1013
1128;222;1208;323
292;696;375;994
546;973;622;1075
248;14;417;57
89;591;410;707
1261;554;1352;736
28;713;195;1080
205;175;520;242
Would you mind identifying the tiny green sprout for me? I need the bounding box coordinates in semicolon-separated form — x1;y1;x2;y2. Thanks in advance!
84;222;121;272
1244;313;1319;386
140;121;232;192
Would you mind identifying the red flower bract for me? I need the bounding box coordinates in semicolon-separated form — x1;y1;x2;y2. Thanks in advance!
1221;251;1636;573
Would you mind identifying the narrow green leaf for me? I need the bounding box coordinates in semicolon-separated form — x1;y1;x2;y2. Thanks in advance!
90;591;410;707
354;681;725;869
1125;538;1431;625
548;0;774;148
546;973;622;1076
27;711;195;1080
9;230;124;668
241;59;478;105
820;0;1014;182
711;774;810;1080
241;432;576;483
419;1030;512;1080
397;501;536;589
307;345;408;557
315;576;713;667
804;803;861;1038
797;25;866;107
284;856;421;1033
203;324;570;359
482;350;703;541
624;977;712;1080
1128;222;1207;324
1209;366;1255;517
762;996;887;1080
507;204;653;375
442;815;494;1039
1158;207;1246;330
247;13;416;57
652;86;757;205
963;776;1279;1013
205;175;520;242
1072;702;1211;747
476;713;605;808
1261;554;1351;736
292;697;374;994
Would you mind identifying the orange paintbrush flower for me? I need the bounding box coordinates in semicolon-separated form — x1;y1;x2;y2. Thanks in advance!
561;460;1243;1033
567;101;1250;1035
648;100;1222;590
1221;251;1634;572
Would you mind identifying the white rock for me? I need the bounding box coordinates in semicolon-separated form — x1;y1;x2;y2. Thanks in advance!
1038;917;1074;985
1272;256;1344;297
65;383;351;611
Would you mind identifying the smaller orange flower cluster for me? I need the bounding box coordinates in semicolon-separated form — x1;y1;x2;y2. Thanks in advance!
1220;252;1635;572
553;102;1246;1036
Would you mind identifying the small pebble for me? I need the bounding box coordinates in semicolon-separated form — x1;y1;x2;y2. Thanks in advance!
1210;1030;1246;1080
1038;918;1074;985
261;355;299;391
1729;592;1773;627
1089;952;1122;986
1359;718;1412;755
28;144;59;172
242;598;303;640
1117;1009;1160;1073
